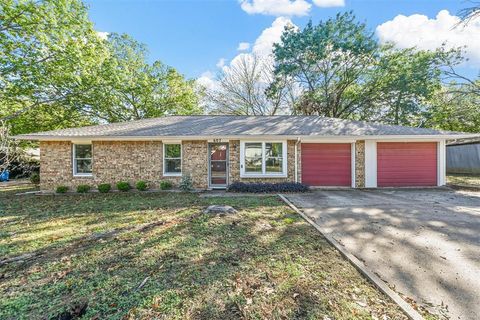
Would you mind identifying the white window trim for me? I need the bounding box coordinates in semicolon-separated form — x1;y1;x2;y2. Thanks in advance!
72;143;93;177
163;143;182;177
240;141;288;178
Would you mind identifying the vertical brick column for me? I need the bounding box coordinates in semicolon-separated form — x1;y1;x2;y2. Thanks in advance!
228;140;240;184
355;140;366;188
182;140;208;189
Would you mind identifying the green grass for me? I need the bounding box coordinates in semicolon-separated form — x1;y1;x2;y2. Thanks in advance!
447;173;480;187
0;187;407;319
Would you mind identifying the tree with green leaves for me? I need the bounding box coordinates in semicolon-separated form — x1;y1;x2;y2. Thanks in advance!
367;46;452;126
269;12;379;118
82;33;202;123
0;0;107;124
269;12;459;127
427;84;480;133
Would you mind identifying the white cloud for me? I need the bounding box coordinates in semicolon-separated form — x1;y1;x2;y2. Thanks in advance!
197;71;218;91
200;16;293;83
197;17;297;102
252;17;294;55
376;10;480;65
237;42;251;51
216;58;226;68
312;0;344;8
96;31;109;40
239;0;311;17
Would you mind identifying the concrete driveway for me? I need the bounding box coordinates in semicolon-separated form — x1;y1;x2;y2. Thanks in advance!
285;188;480;320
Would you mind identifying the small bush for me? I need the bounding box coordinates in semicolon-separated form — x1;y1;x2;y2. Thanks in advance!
179;174;193;192
76;184;91;193
56;185;68;193
30;173;40;185
97;183;111;193
227;182;309;193
116;181;131;192
159;180;173;190
136;180;148;191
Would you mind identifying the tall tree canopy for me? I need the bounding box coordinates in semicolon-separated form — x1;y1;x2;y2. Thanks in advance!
427;84;480;133
0;0;106;124
0;0;201;135
269;12;458;127
270;13;379;119
83;33;201;123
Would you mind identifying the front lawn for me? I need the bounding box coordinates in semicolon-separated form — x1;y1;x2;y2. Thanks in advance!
0;188;406;319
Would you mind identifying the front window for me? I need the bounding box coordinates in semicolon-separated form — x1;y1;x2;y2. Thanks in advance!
242;142;287;176
245;143;262;173
164;143;182;175
73;144;92;176
265;143;283;173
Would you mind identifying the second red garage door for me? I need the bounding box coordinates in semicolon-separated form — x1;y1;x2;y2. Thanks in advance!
377;142;437;187
301;143;351;186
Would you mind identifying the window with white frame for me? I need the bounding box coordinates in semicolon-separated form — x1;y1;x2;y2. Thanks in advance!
163;143;182;175
241;141;287;176
73;144;92;176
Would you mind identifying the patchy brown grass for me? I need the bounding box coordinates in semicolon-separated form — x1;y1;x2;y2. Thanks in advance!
447;173;480;187
0;188;407;319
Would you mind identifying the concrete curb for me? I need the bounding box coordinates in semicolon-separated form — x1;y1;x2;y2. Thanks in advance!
278;193;424;320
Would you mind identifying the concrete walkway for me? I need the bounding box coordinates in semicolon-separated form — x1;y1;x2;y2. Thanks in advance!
285;188;480;320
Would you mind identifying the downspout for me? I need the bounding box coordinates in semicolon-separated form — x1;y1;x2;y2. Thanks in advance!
295;137;300;183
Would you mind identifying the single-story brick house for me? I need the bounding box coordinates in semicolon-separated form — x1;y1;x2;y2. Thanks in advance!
13;115;475;190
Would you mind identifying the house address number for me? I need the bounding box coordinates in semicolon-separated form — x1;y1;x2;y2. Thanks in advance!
213;138;222;143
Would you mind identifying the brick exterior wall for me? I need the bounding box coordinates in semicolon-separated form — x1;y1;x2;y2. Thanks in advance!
93;141;165;187
182;140;208;189
355;140;366;188
39;141;74;190
39;140;208;190
40;138;365;191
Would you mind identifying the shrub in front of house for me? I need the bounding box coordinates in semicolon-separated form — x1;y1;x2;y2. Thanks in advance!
56;185;68;193
159;180;173;190
227;182;309;193
76;184;91;193
179;174;193;192
136;180;148;191
97;183;111;193
30;173;40;185
116;181;131;192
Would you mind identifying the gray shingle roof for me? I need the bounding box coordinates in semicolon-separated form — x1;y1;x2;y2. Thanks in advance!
13;115;469;140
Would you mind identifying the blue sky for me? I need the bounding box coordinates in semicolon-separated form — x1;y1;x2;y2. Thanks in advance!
85;0;478;79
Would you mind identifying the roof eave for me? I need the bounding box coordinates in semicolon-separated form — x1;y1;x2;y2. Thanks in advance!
11;133;480;141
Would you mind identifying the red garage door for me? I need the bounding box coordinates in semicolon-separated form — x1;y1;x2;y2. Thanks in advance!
301;143;351;186
377;142;437;187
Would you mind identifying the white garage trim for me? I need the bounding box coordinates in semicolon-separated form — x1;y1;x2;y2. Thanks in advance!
437;140;446;186
364;140;377;188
